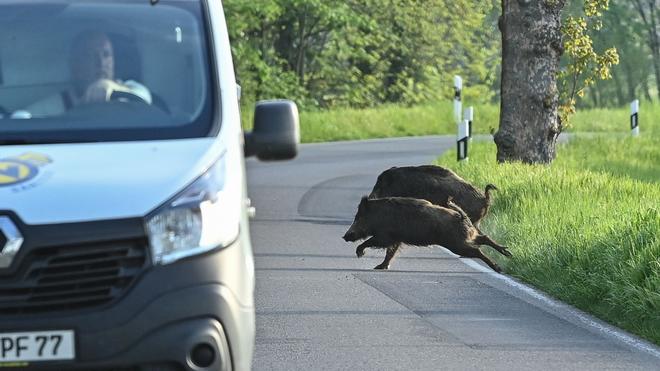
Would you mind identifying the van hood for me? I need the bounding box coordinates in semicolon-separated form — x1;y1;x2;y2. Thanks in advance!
0;138;218;225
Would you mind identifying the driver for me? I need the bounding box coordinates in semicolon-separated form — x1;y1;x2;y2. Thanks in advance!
68;31;151;106
21;30;151;117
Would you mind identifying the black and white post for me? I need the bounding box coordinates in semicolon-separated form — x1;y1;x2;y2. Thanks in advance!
453;75;468;161
453;76;462;127
630;99;639;137
464;106;474;140
457;119;469;161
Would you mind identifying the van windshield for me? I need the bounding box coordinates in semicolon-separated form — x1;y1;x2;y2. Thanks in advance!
0;0;214;143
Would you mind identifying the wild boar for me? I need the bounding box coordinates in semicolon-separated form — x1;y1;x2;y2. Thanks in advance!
369;165;497;227
342;196;511;271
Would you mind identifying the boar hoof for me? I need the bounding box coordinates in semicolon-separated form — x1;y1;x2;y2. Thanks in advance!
373;264;389;270
356;247;366;258
503;248;513;258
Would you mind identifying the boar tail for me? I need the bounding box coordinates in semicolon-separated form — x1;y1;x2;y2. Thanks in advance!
484;184;498;204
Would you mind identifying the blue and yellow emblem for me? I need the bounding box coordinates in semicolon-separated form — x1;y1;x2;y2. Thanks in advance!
0;153;52;187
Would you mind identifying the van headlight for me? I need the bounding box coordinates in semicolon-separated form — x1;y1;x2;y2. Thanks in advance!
145;153;241;265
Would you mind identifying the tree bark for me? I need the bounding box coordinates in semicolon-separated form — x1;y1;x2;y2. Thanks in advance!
495;0;565;164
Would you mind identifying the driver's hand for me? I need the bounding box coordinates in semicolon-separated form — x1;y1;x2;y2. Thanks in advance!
83;79;121;103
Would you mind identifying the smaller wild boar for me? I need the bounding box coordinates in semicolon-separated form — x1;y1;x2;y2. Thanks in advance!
369;165;497;227
342;196;511;272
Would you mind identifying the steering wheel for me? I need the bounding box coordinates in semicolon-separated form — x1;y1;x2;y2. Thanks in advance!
109;90;170;115
109;90;149;104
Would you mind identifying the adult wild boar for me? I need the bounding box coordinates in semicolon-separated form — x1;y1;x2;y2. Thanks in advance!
342;196;511;271
369;165;497;227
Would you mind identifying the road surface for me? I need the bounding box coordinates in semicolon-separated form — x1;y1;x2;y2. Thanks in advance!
246;136;659;371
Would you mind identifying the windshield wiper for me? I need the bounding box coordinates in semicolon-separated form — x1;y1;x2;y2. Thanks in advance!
0;139;33;145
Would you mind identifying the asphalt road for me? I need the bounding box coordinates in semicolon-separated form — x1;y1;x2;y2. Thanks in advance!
246;136;660;371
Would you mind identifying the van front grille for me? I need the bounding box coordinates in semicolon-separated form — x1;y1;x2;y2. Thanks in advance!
0;240;148;315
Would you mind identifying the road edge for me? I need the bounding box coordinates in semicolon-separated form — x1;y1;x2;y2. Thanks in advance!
461;259;660;361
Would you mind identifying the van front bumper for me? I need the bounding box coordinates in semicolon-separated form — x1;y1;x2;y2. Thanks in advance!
0;239;255;371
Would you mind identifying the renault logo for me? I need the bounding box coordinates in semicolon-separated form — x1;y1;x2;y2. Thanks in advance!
0;217;23;269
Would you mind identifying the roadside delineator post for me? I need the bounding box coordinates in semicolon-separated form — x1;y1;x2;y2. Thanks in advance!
454;76;467;161
457;119;469;162
630;99;639;137
464;106;474;140
453;76;462;127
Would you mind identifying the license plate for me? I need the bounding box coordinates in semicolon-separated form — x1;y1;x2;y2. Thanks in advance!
0;330;75;362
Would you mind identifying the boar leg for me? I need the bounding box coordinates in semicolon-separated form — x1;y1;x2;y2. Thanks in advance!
356;236;395;258
374;243;402;270
473;234;512;257
455;245;502;273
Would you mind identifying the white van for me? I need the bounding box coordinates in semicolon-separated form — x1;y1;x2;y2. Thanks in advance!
0;1;299;370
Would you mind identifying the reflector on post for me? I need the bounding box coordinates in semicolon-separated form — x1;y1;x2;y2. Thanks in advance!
630;99;639;137
457;119;469;162
464;106;474;140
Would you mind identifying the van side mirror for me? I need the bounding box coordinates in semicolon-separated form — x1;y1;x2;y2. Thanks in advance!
244;100;300;161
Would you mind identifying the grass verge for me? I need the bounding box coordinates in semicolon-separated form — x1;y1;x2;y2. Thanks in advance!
242;101;658;142
436;135;660;345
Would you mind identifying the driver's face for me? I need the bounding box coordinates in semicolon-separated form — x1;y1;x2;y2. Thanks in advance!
72;34;114;87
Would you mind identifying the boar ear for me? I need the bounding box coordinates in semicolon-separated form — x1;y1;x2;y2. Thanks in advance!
359;196;369;209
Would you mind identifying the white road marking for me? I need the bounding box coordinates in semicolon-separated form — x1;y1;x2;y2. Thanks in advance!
461;258;660;360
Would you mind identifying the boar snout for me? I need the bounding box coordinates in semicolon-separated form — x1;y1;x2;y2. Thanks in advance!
342;230;358;242
343;223;366;242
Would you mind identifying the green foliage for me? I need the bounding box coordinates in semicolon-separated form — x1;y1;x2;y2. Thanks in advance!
223;0;314;107
224;0;500;110
436;136;660;345
583;0;658;107
225;0;657;118
560;0;620;127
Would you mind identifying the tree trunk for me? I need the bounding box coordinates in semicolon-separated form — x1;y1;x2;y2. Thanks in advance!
622;62;637;103
633;0;660;99
590;83;600;107
642;76;653;101
594;81;606;107
611;69;626;106
296;12;307;83
495;0;565;164
649;2;660;99
651;47;660;100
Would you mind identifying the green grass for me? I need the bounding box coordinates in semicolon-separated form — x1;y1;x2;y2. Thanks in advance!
569;102;660;134
241;102;500;141
296;103;499;143
242;101;659;142
436;135;660;345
